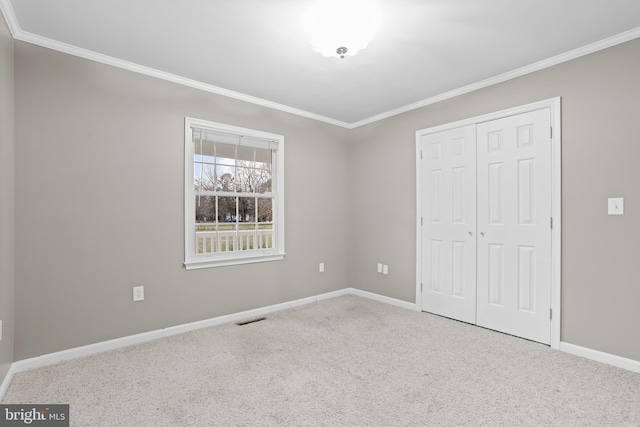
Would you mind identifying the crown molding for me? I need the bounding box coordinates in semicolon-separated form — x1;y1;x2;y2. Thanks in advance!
0;0;19;37
0;1;350;129
350;26;640;129
2;0;640;131
17;30;352;129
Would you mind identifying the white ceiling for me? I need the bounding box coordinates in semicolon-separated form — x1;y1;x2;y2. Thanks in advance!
3;0;640;127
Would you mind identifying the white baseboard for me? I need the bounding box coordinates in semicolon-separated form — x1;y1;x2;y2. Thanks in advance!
350;288;418;311
3;289;637;401
0;288;416;400
560;341;640;373
9;289;350;372
0;363;18;401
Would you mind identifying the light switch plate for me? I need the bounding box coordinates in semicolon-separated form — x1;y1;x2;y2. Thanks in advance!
608;198;624;215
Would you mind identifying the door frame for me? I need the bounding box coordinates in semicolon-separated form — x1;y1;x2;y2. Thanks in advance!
415;97;561;349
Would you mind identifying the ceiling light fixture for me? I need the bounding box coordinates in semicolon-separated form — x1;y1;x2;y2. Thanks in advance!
303;0;382;59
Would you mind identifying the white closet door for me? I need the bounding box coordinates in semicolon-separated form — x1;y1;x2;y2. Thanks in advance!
420;125;477;324
476;108;552;344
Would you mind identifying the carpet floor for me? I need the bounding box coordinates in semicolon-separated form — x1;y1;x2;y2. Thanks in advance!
2;295;639;426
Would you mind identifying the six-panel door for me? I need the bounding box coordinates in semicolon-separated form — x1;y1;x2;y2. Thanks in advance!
420;108;552;344
420;125;477;324
476;109;552;344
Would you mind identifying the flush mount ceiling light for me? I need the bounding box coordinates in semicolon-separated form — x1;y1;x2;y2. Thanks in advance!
303;0;382;59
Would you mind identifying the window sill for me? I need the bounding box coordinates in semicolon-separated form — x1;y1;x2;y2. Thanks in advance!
184;253;286;270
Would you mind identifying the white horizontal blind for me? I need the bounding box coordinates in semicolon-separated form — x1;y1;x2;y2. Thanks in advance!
191;127;279;151
185;117;285;269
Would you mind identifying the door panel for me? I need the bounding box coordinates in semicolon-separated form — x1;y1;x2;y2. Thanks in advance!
476;109;552;344
420;125;476;324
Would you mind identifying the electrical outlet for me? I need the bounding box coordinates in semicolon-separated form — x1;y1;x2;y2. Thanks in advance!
608;197;624;215
319;262;325;273
133;286;144;302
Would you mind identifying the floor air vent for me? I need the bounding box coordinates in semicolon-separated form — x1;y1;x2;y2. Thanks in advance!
236;316;267;326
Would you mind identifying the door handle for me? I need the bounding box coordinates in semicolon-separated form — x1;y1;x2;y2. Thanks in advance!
468;231;473;236
480;232;485;237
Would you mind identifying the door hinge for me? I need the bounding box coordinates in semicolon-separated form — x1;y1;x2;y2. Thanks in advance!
550;308;553;320
420;150;423;160
421;217;423;226
420;283;423;292
550;127;553;138
550;217;553;229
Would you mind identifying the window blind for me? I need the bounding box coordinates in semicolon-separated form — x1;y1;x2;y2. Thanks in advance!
191;127;279;151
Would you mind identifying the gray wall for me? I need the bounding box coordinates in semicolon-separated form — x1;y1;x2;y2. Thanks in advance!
14;42;350;360
9;34;640;364
349;38;640;362
0;14;14;382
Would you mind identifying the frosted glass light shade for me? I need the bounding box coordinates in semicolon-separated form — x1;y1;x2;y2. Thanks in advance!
303;0;381;58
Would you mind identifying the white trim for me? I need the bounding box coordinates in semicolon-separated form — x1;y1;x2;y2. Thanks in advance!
0;287;414;401
351;27;640;128
415;97;562;350
0;363;18;401
2;289;638;401
560;342;640;374
0;0;19;37
1;0;637;130
416;98;561;136
6;289;348;374
415;141;423;313
184;253;285;270
184;118;285;269
349;288;418;312
550;102;562;350
186;117;286;143
2;27;349;129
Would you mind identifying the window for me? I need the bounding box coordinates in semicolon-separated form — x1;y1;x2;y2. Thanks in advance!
184;117;285;269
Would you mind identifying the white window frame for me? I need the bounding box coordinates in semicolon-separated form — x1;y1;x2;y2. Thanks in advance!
184;117;285;270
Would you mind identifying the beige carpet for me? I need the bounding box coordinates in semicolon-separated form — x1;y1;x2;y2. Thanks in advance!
3;295;639;426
